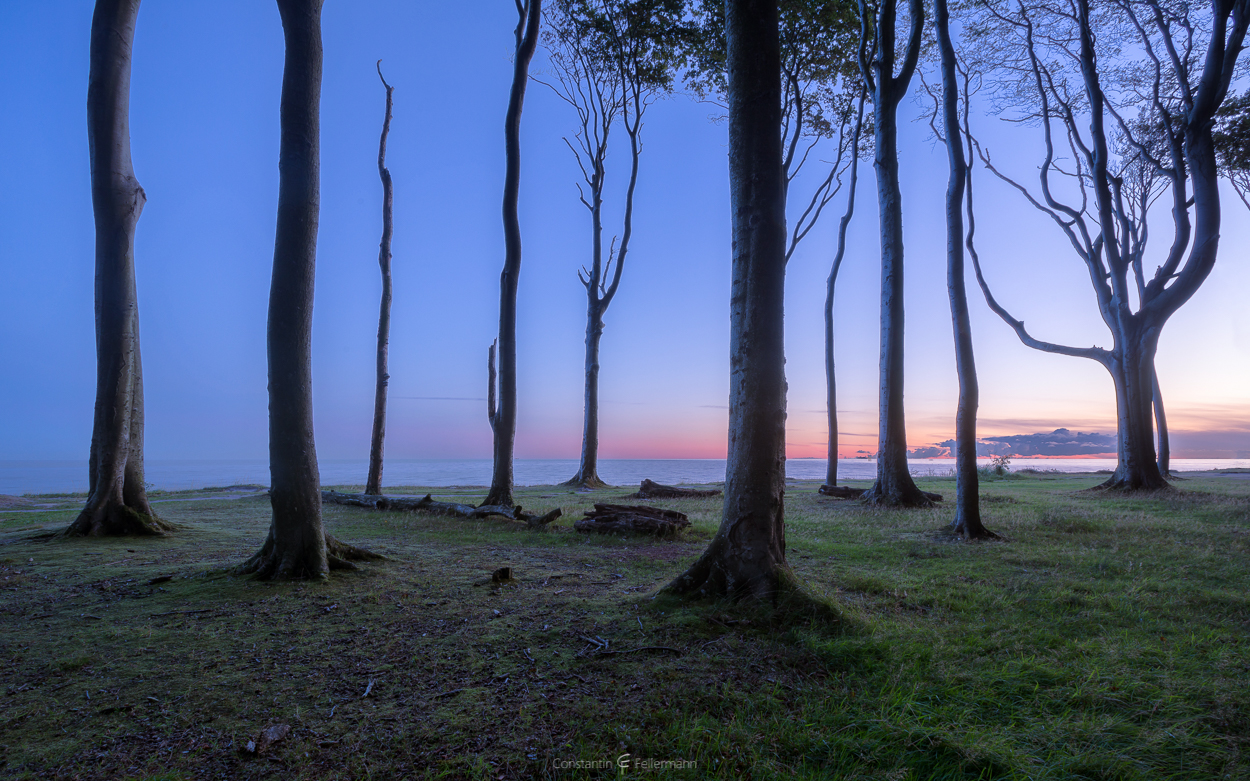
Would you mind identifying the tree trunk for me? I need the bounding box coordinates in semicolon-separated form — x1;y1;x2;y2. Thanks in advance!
65;0;171;538
238;0;376;580
486;0;542;508
861;0;930;508
365;64;395;497
1098;337;1168;491
824;94;865;488
1153;368;1170;476
662;0;793;602
936;0;993;539
566;299;608;489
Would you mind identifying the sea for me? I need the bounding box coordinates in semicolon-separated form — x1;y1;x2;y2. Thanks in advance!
3;457;1248;496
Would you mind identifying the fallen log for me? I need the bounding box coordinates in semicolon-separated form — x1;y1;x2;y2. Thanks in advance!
633;478;721;499
818;485;943;502
819;485;866;499
574;503;691;537
321;491;561;528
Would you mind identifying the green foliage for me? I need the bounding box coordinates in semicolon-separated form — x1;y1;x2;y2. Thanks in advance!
683;0;865;139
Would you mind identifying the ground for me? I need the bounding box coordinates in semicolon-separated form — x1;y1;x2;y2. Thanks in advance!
1;471;1249;779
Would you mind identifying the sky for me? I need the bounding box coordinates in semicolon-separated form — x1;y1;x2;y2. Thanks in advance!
1;1;1249;465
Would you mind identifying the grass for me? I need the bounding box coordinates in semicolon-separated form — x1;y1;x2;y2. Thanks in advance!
1;472;1249;779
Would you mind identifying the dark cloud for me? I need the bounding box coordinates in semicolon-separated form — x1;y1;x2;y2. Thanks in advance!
936;428;1115;457
908;446;950;458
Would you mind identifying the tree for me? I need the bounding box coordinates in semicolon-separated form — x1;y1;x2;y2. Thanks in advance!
237;0;377;579
64;0;172;538
857;0;932;506
682;0;867;488
823;92;867;488
485;0;543;509
966;0;1250;490
932;0;994;538
541;0;685;490
365;62;395;497
663;0;793;600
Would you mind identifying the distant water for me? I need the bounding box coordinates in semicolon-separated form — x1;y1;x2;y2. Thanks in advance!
3;457;1248;496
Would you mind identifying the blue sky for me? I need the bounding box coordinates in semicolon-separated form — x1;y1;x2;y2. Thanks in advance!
2;1;1249;465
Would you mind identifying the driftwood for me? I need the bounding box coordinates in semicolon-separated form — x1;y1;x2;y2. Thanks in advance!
633;478;721;499
575;503;691;537
321;491;561;528
819;484;943;502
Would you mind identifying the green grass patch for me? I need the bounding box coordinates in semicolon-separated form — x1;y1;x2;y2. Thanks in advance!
0;473;1248;778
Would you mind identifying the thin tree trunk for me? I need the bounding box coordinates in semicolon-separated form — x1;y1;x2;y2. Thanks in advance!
936;0;993;539
486;0;542;508
861;0;930;507
366;63;395;497
824;94;865;488
1153;368;1170;476
662;0;793;602
65;0;170;538
567;300;608;488
238;0;378;579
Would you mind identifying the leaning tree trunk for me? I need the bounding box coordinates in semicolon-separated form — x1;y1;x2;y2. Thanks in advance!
238;0;377;580
486;0;542;508
365;63;395;497
861;0;930;507
65;0;171;538
936;0;992;539
662;0;793;602
1153;368;1170;476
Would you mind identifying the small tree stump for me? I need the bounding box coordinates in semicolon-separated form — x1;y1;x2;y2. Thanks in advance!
575;504;691;537
633;479;721;499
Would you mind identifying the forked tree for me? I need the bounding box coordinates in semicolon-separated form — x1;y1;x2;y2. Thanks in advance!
541;0;684;490
365;62;395;497
966;0;1250;490
485;0;543;508
65;0;172;538
238;0;377;579
662;0;794;601
857;0;932;506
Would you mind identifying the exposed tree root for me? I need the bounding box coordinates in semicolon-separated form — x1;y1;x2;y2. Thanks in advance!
861;483;937;508
948;518;1001;541
235;531;382;581
658;551;845;627
60;501;175;538
1090;473;1174;493
562;472;609;490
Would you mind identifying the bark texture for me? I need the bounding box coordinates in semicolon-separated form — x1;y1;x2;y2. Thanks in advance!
662;0;792;602
238;0;374;580
576;504;691;537
858;0;931;507
486;0;543;508
1153;369;1170;476
365;63;395;497
824;94;865;487
936;0;993;539
65;0;171;538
